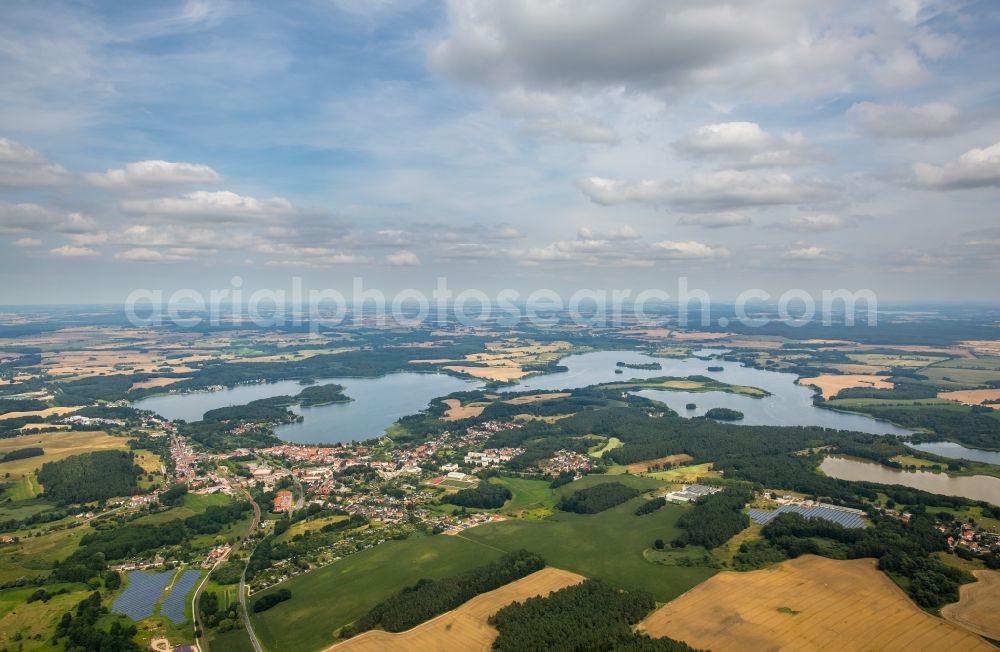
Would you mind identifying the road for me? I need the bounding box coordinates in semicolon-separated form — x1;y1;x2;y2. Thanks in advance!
191;484;263;652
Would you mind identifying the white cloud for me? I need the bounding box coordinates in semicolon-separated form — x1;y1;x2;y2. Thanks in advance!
86;160;221;188
784;245;830;260
386;250;421;266
114;247;193;262
576;225;639;240
578;171;832;209
49;245;98;257
847;101;963;139
652;240;729;259
121;190;294;220
677;212;752;228
784;214;850;232
912;141;1000;190
0;203;97;234
672;122;821;167
0;137;72;188
497;89;619;144
12;237;41;247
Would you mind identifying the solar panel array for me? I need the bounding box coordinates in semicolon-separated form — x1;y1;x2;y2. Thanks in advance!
747;504;866;529
160;569;201;625
112;570;173;621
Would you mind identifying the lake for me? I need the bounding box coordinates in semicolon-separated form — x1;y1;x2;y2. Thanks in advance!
820;456;1000;504
133;373;481;444
502;349;913;436
908;441;1000;466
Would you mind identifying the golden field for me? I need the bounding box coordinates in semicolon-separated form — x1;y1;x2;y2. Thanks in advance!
637;556;992;651
328;568;585;652
937;389;1000;408
941;570;1000;639
798;374;893;398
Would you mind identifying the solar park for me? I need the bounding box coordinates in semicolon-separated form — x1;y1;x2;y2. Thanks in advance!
111;568;203;624
747;504;866;529
160;569;201;624
111;570;174;621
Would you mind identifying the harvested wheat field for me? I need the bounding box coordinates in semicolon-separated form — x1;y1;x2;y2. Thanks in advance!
637;555;992;651
941;570;1000;639
443;365;528;382
441;398;487;421
329;568;585;652
799;374;893;399
0;406;79;421
503;392;571;405
625;454;694;474
130;376;191;390
938;389;1000;408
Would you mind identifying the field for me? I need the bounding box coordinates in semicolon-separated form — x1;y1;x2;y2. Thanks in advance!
588;436;623;459
798;374;893;398
941;570;1000;639
441;398;486;421
0;406;79;421
622;453;693;473
463;479;716;602
328;568;585;652
0;430;129;497
644;463;718;483
130;376;190;390
491;476;556;516
503;392;571;405
442;365;529;381
250;534;505;652
0;584;88;650
938;389;1000;408
637;555;993;651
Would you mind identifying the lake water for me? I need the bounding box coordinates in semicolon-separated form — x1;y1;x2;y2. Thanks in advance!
908;441;1000;465
820;456;1000;504
133;373;481;444
502;350;913;436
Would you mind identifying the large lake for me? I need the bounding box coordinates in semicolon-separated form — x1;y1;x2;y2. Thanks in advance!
133;373;481;444
503;349;912;436
820;456;1000;504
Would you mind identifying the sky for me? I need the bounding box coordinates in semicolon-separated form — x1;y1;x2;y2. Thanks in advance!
1;0;999;305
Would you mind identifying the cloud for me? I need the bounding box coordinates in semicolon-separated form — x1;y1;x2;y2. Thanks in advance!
430;1;946;100
576;225;639;240
385;250;421;266
0;137;71;187
652;240;729;259
911;141;1000;190
783;214;851;232
498;90;619;144
672;122;821;167
114;247;193;262
0;203;97;234
784;245;831;260
120;190;295;221
86;160;222;188
12;237;41;247
847;101;963;139
677;212;752;228
578;171;833;210
49;245;98;257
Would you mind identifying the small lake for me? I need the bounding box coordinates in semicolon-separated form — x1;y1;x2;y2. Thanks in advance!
820;456;1000;504
133;373;481;444
908;441;1000;466
503;350;913;437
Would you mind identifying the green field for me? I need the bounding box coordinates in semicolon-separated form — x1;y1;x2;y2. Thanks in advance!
588;436;623;458
250;534;504;651
463;493;715;602
492;476;556;514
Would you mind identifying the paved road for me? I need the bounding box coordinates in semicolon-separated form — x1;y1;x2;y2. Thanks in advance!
191;484;263;652
239;489;265;652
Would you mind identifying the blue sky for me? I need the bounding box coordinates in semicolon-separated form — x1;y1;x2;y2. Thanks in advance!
1;0;999;303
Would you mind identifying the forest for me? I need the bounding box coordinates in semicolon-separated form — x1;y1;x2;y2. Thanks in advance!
489;579;702;652
253;588;292;613
344;549;545;636
704;407;744;421
634;496;667;516
443;482;511;509
37;450;139;504
674;488;752;549
1;446;43;461
53;592;141;652
556;482;640;514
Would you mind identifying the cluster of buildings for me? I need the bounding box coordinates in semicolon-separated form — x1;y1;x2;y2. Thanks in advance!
942;521;1000;555
664;484;723;503
464;447;523;468
543;450;592;476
